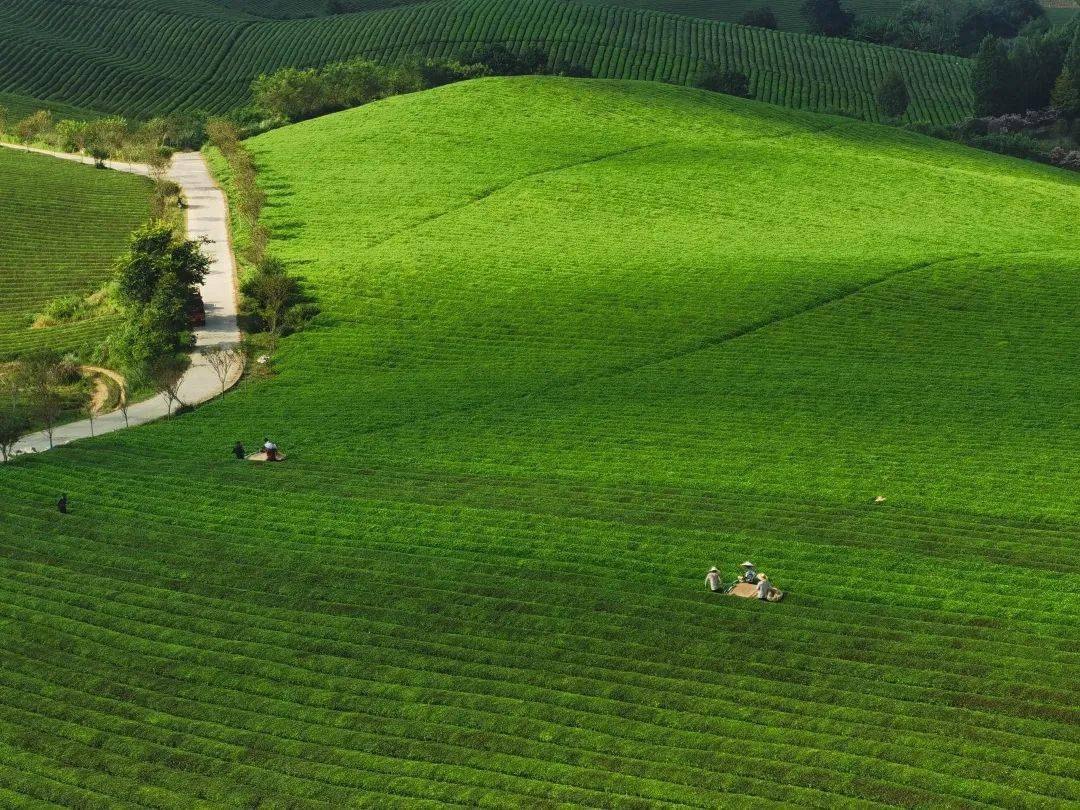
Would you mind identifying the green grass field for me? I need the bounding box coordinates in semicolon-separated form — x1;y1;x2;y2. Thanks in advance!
0;77;1076;804
0;149;152;361
0;0;972;124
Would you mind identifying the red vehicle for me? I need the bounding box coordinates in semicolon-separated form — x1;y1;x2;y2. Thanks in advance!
186;290;206;328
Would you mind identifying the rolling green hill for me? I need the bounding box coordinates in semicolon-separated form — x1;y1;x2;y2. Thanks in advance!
1;77;1076;805
194;0;1080;30
206;0;905;27
0;149;152;360
0;0;972;123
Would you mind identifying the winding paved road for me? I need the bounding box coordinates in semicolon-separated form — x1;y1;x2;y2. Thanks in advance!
3;145;241;458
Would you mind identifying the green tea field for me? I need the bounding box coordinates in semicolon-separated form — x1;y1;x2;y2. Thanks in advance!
205;0;908;28
0;148;152;360
0;77;1076;805
0;0;972;123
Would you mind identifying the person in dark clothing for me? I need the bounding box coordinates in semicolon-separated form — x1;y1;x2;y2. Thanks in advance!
233;441;246;460
57;494;68;514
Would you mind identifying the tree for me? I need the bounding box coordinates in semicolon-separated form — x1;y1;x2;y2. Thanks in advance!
0;408;27;462
259;274;294;352
82;116;129;166
1052;27;1080;118
202;344;242;399
18;351;63;449
740;6;778;28
801;0;855;36
205;118;241;153
876;70;911;118
956;0;1044;55
14;110;53;148
322;59;387;108
242;256;304;350
971;35;1015;116
115;222;210;310
0;105;8;137
54;119;87;153
695;65;750;97
116;377;133;428
1011;31;1068;112
251;67;325;120
149;355;187;415
83;393;97;438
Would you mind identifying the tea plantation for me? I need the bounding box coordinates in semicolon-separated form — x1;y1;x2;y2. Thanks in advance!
0;0;972;123
206;0;908;29
0;77;1076;805
0;148;152;360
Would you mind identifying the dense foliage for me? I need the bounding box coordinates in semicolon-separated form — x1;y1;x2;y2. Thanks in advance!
852;0;1049;55
0;0;973;124
108;223;210;378
0;149;152;360
1;78;1076;804
875;68;911;115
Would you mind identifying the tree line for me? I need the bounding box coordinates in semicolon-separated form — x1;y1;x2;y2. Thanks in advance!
206;121;317;357
250;47;592;123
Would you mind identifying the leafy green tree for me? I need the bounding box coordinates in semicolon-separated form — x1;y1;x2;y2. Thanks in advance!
695;65;750;97
110;222;209;376
0;407;28;462
971;35;1015;116
115;222;209;309
252;67;324;120
876;70;911;118
739;6;778;28
14;110;53;147
1052;27;1080;118
82;116;129;166
322;59;386;108
801;0;855;36
1010;31;1067;111
956;0;1044;55
17;350;63;449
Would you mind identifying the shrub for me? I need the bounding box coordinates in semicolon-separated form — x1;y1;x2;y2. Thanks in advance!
1048;146;1080;169
875;70;911;119
35;295;89;327
695;65;750;98
966;131;1040;158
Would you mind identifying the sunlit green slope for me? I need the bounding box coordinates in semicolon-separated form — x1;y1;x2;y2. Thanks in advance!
0;78;1076;805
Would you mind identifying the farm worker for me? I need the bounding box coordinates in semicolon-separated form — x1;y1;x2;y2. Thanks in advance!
57;494;68;514
232;441;245;460
706;567;722;592
740;561;758;583
756;576;772;601
263;437;279;462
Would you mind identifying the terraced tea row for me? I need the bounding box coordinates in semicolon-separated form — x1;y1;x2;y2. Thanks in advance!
0;148;153;360
0;79;1075;803
0;0;972;123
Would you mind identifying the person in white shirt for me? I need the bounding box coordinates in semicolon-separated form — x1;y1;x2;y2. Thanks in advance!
706;567;723;592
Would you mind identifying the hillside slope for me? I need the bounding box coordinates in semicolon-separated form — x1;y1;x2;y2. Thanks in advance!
0;0;971;123
0;148;152;360
205;0;906;27
0;79;1077;805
